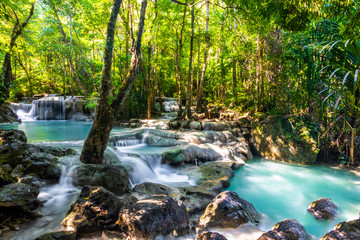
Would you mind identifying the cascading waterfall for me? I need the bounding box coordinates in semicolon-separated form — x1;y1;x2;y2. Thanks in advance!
10;96;86;121
109;132;195;187
10;158;80;240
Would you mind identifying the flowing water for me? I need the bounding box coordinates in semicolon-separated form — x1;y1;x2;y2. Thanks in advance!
0;121;193;239
1;121;359;239
227;158;360;239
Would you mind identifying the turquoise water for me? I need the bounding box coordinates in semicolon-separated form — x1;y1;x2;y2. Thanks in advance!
227;158;360;238
0;121;129;143
2;121;359;239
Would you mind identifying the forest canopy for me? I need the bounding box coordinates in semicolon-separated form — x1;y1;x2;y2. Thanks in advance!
1;0;359;162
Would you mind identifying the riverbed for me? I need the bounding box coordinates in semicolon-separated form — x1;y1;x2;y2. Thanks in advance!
1;121;359;239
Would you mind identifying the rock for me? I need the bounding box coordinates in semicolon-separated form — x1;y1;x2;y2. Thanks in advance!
202;122;230;131
178;187;215;214
0;129;28;166
35;231;76;240
321;218;360;240
0;104;20;123
73;164;130;195
307;198;338;220
62;186;123;235
117;195;189;239
132;182;172;197
0;167;16;187
0;129;74;182
162;144;221;165
190;121;202;130
197;162;234;194
196;231;228;240
258;219;311;240
199;190;261;228
0;183;40;212
251;119;318;164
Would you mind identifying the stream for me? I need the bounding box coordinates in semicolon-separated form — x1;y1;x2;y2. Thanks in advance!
1;121;359;239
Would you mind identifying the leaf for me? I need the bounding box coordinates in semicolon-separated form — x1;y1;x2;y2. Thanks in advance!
342;71;351;85
323;92;334;103
334;95;341;109
329;68;341;80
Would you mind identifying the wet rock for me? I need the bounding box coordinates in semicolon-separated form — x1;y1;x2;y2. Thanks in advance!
0;167;16;187
0;129;28;166
0;104;20;123
321;218;360;240
178;187;215;214
307;198;338;220
0;183;40;212
190;121;202;130
62;186;123;235
202;122;230;131
132;182;172;197
199;190;261;228
73;164;130;195
162;144;221;165
117;195;189;239
258;219;311;240
35;231;76;240
0;129;74;182
197;162;234;194
196;231;228;240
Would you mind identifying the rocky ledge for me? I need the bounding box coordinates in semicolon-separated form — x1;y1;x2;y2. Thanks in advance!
0;129;75;232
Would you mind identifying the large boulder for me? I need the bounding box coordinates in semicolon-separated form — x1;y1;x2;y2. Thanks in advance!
307;198;338;220
0;129;28;166
62;186;124;235
132;182;172;198
258;219;311;240
35;231;76;240
117;195;189;239
321;218;360;240
0;183;40;212
0;129;75;183
199;190;261;228
197;162;235;194
251;118;318;164
0;183;41;231
162;144;221;165
73;164;130;195
0;104;20;123
196;231;228;240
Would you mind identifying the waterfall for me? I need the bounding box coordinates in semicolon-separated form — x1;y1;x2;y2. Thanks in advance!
11;96;86;121
108;147;195;187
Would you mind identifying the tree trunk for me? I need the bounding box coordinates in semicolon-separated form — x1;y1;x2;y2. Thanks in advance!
183;2;195;120
147;45;152;118
176;6;187;119
196;0;210;112
81;0;147;164
232;56;237;105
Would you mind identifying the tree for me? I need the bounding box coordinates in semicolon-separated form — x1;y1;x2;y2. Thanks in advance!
0;1;35;105
80;0;147;164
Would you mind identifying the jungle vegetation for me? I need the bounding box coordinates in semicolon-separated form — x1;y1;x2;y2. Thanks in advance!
0;0;359;164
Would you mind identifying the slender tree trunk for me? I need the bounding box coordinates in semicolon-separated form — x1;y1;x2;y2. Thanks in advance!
81;0;147;164
196;0;210;112
183;2;195;120
232;56;237;105
147;45;152;118
176;6;187;119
